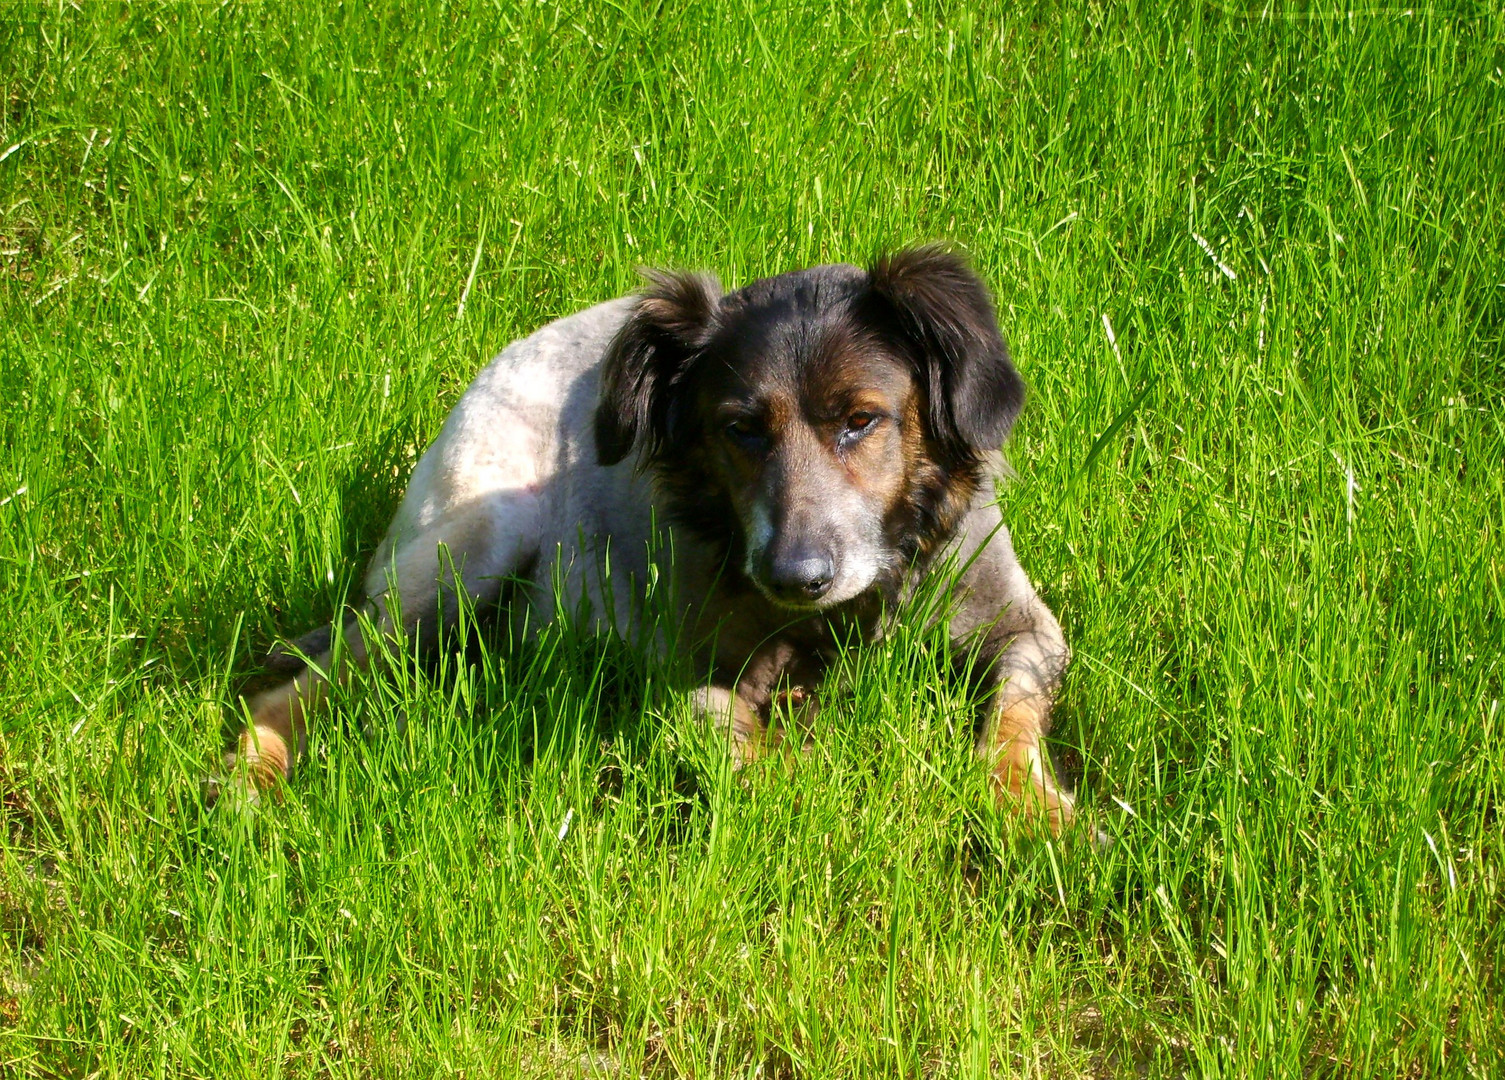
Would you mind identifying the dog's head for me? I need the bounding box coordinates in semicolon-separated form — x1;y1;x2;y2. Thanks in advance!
595;245;1024;610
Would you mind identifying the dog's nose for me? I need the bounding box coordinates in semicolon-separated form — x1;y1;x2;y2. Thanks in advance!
764;549;835;603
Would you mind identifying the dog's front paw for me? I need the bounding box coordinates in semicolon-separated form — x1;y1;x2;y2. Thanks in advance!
770;684;820;722
769;685;820;758
989;754;1079;836
688;685;772;767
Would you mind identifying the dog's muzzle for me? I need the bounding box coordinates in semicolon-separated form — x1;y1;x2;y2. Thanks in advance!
759;542;836;605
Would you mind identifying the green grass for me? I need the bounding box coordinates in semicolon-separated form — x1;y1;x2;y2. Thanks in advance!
2;2;1503;1075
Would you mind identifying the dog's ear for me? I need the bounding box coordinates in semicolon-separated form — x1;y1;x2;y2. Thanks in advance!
595;269;722;466
868;245;1025;457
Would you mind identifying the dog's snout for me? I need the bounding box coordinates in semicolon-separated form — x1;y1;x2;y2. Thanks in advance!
764;546;835;604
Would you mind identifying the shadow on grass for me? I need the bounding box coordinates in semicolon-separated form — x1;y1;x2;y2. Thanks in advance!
223;419;414;704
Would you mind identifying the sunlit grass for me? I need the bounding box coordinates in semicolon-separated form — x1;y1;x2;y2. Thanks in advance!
1;2;1502;1076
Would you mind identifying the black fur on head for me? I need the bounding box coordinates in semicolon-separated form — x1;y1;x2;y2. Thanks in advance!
864;244;1024;467
595;269;723;467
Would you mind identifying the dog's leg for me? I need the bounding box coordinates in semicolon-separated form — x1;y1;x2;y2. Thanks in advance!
973;605;1077;833
688;637;817;765
231;616;370;789
689;684;778;764
228;496;539;790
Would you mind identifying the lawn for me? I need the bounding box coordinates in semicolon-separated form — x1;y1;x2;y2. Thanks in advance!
1;2;1502;1076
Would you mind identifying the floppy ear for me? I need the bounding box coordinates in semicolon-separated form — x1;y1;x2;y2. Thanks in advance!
595;269;722;466
868;245;1025;458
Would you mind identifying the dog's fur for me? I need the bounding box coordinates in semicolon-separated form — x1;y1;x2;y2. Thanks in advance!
230;246;1078;829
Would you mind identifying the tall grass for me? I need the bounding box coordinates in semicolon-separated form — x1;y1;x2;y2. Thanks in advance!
1;2;1501;1075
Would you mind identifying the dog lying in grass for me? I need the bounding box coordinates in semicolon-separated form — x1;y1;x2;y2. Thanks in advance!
227;245;1080;831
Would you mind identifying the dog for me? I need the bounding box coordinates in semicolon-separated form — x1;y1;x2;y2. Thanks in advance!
227;245;1080;831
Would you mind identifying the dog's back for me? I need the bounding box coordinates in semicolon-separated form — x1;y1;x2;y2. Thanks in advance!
366;296;656;636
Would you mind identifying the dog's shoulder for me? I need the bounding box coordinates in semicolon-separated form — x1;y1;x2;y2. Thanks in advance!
935;477;1045;636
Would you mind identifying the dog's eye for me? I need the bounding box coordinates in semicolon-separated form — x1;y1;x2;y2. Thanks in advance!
840;413;881;445
724;419;766;450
